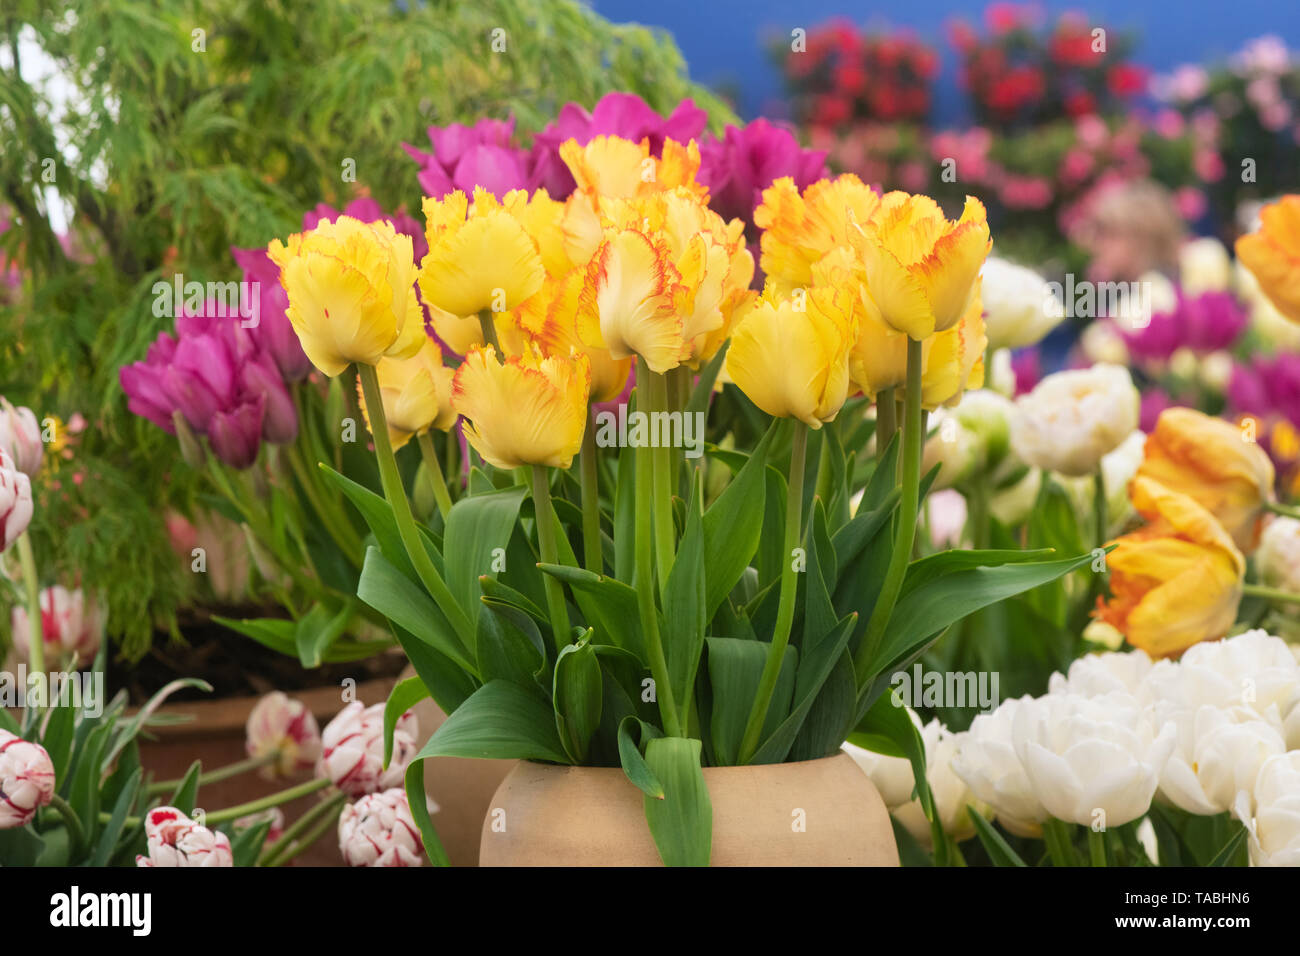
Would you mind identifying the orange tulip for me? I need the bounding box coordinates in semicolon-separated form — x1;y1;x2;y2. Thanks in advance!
1235;195;1300;323
1136;407;1276;552
1097;476;1245;659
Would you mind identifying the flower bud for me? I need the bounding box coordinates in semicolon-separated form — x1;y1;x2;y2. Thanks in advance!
0;397;43;477
318;701;417;797
135;807;233;867
338;788;425;867
246;691;323;778
0;449;32;553
0;730;55;829
11;586;105;671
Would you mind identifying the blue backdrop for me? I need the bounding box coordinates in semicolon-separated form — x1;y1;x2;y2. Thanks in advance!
592;0;1300;122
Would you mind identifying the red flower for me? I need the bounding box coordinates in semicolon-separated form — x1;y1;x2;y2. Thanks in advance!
1108;63;1148;97
1064;90;1097;117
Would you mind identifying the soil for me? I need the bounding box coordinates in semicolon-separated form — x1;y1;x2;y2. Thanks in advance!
106;605;407;705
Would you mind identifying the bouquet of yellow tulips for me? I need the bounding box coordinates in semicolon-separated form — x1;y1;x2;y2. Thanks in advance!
266;133;1094;866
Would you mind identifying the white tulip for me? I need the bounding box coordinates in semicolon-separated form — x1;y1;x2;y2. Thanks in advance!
980;257;1063;350
1058;428;1146;536
1010;364;1140;477
988;347;1016;397
892;721;991;847
842;719;920;811
1158;705;1285;815
926;489;968;549
1179;237;1233;295
1233;752;1300;867
1011;691;1175;828
1136;816;1159;864
951;697;1046;837
1141;630;1300;746
1257;517;1300;594
1048;650;1153;699
1079;320;1131;365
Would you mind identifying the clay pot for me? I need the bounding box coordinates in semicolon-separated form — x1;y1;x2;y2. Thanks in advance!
479;752;898;866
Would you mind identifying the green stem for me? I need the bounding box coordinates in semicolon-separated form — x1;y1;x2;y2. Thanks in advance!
147;752;277;796
647;369;676;592
876;386;897;461
1265;500;1300;521
1087;827;1108;867
579;410;603;571
287;443;364;565
854;340;924;687
530;465;571;650
260;790;347;867
1242;583;1300;604
15;533;44;681
201;775;332;827
478;309;501;354
1093;462;1108;551
634;357;681;738
46;793;85;851
357;363;476;657
265;795;346;867
417;431;454;521
1042;818;1076;867
737;421;808;765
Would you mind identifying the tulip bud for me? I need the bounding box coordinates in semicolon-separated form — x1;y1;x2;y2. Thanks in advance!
1011;364;1139;477
318;701;418;797
135;807;233;867
0;449;33;554
338;788;426;867
11;585;105;671
0;397;43;477
1258;516;1300;593
0;730;55;829
246;691;323;778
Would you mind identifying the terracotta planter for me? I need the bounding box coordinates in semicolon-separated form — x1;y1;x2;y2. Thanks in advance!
479;752;899;866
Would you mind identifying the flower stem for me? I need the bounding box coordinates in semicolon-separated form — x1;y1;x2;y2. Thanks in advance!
1087;827;1108;867
478;309;501;354
854;339;924;687
1242;583;1300;604
530;465;571;650
417;432;454;521
635;358;681;738
201;776;332;827
287;443;364;565
579;410;603;571
15;532;44;681
1042;818;1076;867
46;793;85;851
259;790;347;867
147;752;277;796
876;387;897;461
1093;462;1108;551
357;363;475;655
1265;500;1300;521
647;369;676;593
264;795;346;867
737;420;808;765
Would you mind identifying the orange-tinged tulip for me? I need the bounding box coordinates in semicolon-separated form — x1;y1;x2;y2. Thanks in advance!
357;335;457;450
1136;407;1275;552
848;192;991;340
418;188;546;321
1235;195;1300;323
725;284;855;428
1097;476;1245;659
452;345;591;470
517;269;632;403
753;174;881;292
268;216;425;376
577;226;685;374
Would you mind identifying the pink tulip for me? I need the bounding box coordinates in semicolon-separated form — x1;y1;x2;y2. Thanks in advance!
318;701;417;798
337;788;424;867
135;807;233;867
11;585;105;670
0;730;55;829
0;397;42;477
246;691;323;777
0;449;32;553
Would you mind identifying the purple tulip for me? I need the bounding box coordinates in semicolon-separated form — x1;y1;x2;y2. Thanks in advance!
208;397;267;471
1121;290;1248;362
403;117;531;202
527;92;709;198
120;334;180;432
1139;388;1176;432
230;246;310;383
1230;354;1300;430
697;119;829;233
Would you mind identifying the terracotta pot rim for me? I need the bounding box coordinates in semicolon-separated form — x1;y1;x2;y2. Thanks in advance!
516;753;846;773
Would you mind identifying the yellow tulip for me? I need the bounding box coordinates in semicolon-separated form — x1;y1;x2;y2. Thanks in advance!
516;269;632;403
267;216;425;376
753;174;881;293
724;284;855;429
1137;407;1275;552
1235;195;1300;323
1097;476;1245;659
847;192;991;340
417;188;546;321
357;335;457;449
452;344;591;470
576;226;685;375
